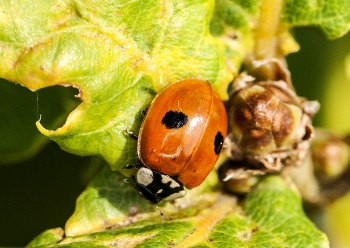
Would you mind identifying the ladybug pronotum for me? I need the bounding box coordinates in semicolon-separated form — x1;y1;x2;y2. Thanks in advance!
128;78;228;204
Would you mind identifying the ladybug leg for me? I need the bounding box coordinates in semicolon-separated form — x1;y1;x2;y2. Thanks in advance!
124;129;138;140
141;108;149;117
155;206;164;216
222;134;244;160
122;163;142;169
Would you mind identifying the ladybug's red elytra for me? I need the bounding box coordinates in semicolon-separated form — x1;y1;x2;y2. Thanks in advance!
126;78;228;204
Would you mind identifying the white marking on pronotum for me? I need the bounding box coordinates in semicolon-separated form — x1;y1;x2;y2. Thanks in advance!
161;175;180;188
136;167;154;186
164;190;186;201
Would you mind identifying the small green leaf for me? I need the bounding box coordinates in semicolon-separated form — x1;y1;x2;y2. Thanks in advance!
283;0;350;39
29;176;328;247
26;228;64;248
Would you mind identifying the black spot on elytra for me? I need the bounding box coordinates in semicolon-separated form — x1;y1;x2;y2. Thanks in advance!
162;110;188;129
214;131;224;154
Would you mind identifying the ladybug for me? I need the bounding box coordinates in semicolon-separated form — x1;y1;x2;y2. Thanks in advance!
126;78;228;204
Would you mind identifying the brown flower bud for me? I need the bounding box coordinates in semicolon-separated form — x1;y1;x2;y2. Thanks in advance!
312;132;350;179
226;73;319;171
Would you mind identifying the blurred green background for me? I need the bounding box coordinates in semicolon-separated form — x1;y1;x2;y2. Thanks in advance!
289;28;350;248
0;28;350;247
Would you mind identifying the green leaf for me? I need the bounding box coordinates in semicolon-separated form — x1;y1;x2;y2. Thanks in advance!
283;0;350;39
0;0;233;171
242;176;329;247
65;164;155;236
26;228;64;248
210;0;257;74
27;176;328;247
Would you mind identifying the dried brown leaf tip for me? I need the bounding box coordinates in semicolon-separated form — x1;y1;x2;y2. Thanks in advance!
223;59;319;184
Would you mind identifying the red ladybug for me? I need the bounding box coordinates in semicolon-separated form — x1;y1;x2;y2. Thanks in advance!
126;78;228;203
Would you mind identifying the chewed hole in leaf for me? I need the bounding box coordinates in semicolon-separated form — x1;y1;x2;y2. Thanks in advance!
37;85;81;130
0;79;50;164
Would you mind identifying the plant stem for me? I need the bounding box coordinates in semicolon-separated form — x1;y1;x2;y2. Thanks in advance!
254;0;283;60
